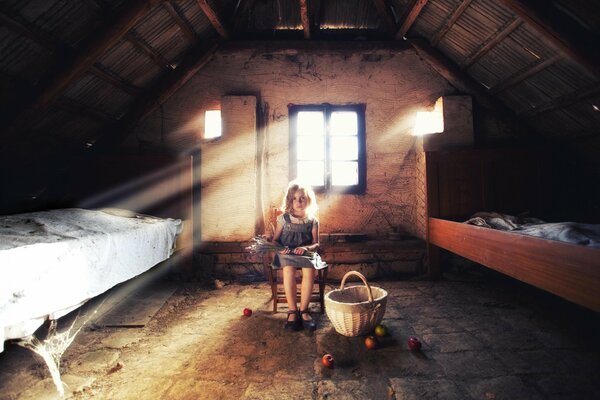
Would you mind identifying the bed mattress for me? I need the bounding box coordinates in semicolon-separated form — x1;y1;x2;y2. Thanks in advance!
0;208;181;352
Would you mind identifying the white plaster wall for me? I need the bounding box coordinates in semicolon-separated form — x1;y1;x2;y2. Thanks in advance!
129;46;454;239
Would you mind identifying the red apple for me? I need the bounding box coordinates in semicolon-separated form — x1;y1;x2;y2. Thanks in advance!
407;336;422;351
364;335;379;350
321;353;334;368
243;308;252;317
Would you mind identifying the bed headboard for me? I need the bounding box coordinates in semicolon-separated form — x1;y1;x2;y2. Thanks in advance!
425;148;556;221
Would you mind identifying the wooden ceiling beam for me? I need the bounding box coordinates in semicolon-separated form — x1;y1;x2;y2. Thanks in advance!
56;97;117;123
490;54;561;94
232;0;257;36
196;0;229;38
500;0;600;77
163;1;197;43
2;0;158;139
460;17;521;69
0;6;64;52
371;0;397;37
409;38;538;138
89;64;142;96
299;0;311;39
92;40;220;152
395;0;429;40
125;32;174;70
520;83;600;117
431;0;472;46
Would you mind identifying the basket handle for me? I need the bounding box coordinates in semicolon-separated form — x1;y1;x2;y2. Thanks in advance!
339;271;374;303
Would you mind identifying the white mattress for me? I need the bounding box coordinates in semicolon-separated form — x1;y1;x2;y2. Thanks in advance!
0;208;182;352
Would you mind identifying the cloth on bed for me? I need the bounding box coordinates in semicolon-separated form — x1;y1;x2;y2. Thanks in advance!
0;208;182;352
465;212;600;247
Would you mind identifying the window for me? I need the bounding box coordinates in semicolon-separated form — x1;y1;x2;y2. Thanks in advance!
204;110;222;139
289;104;366;193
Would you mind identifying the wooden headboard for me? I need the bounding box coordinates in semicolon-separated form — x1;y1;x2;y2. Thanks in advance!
426;148;556;221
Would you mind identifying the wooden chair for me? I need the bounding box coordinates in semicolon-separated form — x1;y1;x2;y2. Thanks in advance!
266;265;328;313
264;208;328;313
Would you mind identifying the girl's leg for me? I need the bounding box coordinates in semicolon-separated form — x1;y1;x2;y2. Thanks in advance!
299;267;315;314
282;266;298;313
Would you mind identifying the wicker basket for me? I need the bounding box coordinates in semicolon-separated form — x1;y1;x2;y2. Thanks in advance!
325;271;388;337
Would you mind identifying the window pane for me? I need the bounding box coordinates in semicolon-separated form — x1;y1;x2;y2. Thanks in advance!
297;111;325;136
297;161;325;186
331;161;358;186
204;110;221;139
330;111;357;136
297;136;325;160
330;136;358;160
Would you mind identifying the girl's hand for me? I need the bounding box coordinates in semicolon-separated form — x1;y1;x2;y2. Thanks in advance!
293;247;307;255
280;247;291;254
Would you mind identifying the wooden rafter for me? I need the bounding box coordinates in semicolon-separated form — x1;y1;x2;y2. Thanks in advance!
500;0;600;77
0;7;59;51
520;83;600;117
460;17;521;69
395;0;428;40
196;0;229;38
299;0;311;39
56;97;117;123
92;40;220;151
2;0;157;139
163;1;197;43
89;64;142;96
310;0;321;34
125;32;174;70
409;38;538;137
371;0;397;36
232;0;257;36
430;0;472;46
490;54;560;94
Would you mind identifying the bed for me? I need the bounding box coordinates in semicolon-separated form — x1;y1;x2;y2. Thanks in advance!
0;208;182;353
425;148;600;312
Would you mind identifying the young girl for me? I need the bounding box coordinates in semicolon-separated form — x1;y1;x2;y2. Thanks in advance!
271;180;326;331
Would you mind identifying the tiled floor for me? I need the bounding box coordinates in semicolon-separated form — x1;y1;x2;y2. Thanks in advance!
1;264;598;399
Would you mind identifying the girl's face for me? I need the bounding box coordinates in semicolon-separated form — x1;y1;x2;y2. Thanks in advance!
291;190;309;216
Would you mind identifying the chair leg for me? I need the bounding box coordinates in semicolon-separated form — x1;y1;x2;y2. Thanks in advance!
267;266;278;313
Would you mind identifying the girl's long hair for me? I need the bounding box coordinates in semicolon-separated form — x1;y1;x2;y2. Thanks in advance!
281;180;318;219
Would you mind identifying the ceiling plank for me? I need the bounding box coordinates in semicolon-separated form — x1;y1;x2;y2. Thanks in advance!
409;38;539;138
163;1;197;43
520;83;600;117
2;0;157;139
125;32;174;70
92;40;220;151
0;6;62;51
196;0;229;38
430;0;473;46
299;0;311;39
395;0;429;40
500;0;600;77
371;0;397;36
89;64;142;96
490;54;561;94
460;17;521;69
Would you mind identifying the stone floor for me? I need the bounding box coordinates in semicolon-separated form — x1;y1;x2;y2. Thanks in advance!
0;265;599;399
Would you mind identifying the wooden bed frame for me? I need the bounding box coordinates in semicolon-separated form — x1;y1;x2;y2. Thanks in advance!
426;148;600;312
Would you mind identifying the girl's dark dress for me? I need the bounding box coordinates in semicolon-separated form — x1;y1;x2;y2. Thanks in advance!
271;213;327;270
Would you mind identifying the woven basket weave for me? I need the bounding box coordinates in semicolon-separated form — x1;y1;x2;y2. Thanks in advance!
325;271;388;337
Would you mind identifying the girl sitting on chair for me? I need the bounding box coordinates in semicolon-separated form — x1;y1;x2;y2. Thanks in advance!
271;180;327;331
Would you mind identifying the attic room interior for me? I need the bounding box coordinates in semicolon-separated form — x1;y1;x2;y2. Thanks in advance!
0;0;599;398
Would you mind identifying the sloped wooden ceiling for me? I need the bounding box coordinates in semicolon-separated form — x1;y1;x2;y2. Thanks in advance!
0;0;598;162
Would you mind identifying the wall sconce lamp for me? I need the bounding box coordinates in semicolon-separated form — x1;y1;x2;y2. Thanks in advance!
412;97;444;136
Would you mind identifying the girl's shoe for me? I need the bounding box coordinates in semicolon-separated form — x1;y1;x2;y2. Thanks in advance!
300;309;316;331
285;310;302;331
